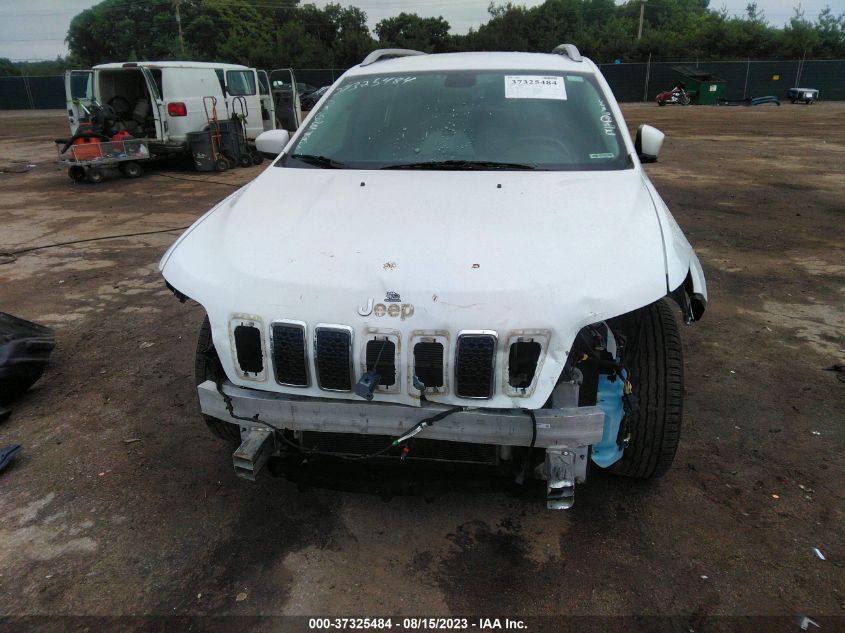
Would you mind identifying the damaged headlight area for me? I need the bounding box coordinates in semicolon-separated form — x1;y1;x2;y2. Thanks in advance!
559;297;687;482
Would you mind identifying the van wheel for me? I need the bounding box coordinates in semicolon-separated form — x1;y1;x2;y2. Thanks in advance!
195;316;241;443
239;154;252;168
85;168;104;184
119;161;142;178
251;151;264;165
215;158;229;172
68;166;86;182
611;298;684;479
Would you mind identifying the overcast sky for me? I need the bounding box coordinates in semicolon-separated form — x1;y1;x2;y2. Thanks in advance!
0;0;837;61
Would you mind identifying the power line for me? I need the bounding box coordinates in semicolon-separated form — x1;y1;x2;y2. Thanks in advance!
0;0;484;17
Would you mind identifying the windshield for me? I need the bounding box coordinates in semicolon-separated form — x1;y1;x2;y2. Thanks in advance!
283;70;628;171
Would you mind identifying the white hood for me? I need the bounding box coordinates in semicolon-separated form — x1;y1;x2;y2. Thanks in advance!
162;165;674;408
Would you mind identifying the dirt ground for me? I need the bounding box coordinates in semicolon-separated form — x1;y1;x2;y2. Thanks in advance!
0;103;843;633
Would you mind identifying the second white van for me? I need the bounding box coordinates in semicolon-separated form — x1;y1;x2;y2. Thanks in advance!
65;61;301;156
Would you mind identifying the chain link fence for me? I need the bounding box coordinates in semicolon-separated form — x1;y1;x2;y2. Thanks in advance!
2;59;842;110
598;59;845;102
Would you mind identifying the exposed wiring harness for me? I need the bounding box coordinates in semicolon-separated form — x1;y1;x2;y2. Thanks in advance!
207;350;542;472
151;173;243;188
209;352;465;462
0;225;190;262
0;174;242;263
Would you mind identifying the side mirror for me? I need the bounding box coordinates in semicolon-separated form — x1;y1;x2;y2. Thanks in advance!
635;124;665;163
256;129;291;159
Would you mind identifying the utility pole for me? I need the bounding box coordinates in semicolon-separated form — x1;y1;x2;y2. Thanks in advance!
174;0;185;55
637;0;647;40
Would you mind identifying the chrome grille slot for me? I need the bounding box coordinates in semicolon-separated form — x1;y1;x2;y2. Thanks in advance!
413;341;444;389
271;322;308;387
314;326;353;391
455;332;497;399
507;340;542;389
365;338;396;387
233;324;263;375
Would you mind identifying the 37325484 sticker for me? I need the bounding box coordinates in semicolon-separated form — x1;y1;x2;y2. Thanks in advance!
504;75;567;100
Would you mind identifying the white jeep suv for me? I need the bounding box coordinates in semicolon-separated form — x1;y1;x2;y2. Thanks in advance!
160;45;707;509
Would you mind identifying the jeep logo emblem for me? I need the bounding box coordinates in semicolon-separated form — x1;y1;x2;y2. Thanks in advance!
358;297;414;320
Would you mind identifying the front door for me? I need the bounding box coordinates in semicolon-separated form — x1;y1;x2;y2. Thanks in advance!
257;70;276;131
269;68;301;132
64;70;94;134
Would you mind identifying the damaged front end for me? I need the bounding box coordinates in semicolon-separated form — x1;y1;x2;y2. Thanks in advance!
191;306;661;510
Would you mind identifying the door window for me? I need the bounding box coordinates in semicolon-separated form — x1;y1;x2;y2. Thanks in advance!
226;70;256;96
257;71;270;96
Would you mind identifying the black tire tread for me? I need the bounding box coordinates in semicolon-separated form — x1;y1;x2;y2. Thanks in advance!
195;316;241;443
612;298;684;479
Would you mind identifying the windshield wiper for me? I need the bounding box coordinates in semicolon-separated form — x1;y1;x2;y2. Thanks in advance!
382;160;539;171
289;153;347;169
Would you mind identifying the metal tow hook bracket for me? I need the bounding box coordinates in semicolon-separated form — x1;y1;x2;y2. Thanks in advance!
233;428;274;481
545;448;576;510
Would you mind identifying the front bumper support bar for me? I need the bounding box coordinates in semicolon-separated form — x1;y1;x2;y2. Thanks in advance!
198;380;605;449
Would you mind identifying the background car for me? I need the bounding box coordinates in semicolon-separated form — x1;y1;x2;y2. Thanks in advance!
300;85;329;111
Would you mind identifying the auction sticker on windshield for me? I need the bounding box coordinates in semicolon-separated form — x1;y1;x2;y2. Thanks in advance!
504;75;567;100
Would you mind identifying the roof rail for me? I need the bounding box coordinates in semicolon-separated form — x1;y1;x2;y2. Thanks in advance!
551;44;582;62
360;48;426;67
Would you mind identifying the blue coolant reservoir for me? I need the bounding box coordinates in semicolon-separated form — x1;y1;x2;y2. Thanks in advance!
591;374;625;467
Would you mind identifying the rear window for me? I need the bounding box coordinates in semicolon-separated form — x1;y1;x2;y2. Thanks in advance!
69;72;92;101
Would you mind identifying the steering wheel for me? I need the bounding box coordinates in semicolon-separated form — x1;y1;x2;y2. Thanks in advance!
502;136;575;161
108;96;132;118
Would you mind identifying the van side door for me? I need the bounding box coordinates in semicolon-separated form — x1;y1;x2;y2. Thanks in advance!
140;67;165;141
64;70;94;134
268;68;302;133
257;70;276;131
225;69;263;140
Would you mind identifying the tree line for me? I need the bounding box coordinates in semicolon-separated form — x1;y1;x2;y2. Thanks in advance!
2;0;844;76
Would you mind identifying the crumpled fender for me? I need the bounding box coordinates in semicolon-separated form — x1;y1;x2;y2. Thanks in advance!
643;177;708;321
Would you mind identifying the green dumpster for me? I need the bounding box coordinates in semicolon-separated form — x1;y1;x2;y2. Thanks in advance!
671;66;727;105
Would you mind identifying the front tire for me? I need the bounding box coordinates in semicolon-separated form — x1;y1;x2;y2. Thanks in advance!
612;299;684;479
195;316;241;443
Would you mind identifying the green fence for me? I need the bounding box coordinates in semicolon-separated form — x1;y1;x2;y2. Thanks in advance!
597;59;844;102
1;59;843;110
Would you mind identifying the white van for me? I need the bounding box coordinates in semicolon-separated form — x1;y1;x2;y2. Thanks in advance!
65;62;302;155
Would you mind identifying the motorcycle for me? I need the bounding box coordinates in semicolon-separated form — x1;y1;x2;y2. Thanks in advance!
656;85;692;106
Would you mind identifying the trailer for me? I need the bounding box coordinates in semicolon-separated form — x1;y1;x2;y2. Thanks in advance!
57;137;149;184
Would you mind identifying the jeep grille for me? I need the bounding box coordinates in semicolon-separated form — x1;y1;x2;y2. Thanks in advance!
271;322;309;387
454;332;497;399
314;326;353;391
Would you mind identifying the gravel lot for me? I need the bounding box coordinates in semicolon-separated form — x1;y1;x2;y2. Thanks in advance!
0;104;843;632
